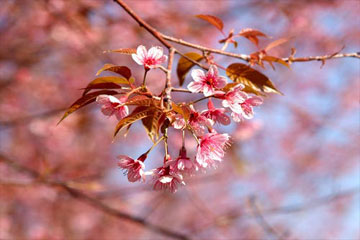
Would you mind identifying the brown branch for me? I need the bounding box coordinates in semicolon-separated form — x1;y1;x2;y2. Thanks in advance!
113;0;171;49
285;52;360;63
0;154;190;240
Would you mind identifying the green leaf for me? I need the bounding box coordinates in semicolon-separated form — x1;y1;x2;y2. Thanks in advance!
226;63;282;95
176;52;204;86
58;90;119;125
96;64;132;79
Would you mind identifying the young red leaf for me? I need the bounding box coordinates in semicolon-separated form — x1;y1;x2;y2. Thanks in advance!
82;82;122;96
176;52;204;86
82;76;133;96
114;107;152;137
262;56;290;69
125;95;160;107
96;64;132;79
142;109;165;142
226;63;282;95
265;38;290;52
196;14;224;33
58;90;119;124
238;28;269;47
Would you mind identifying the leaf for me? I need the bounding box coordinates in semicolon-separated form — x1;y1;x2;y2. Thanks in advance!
226;63;282;95
265;38;289;52
58;90;119;125
171;102;191;121
196;14;224;33
104;48;137;55
238;28;268;46
221;82;265;96
114;107;152;137
125;95;160;107
176;52;204;86
96;64;132;79
262;56;290;69
81;82;122;96
83;76;132;96
142;109;165;142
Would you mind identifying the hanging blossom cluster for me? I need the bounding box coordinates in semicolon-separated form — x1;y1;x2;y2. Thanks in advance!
60;45;263;193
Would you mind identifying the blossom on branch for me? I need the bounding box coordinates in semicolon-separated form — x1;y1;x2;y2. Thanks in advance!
201;99;230;126
96;95;128;120
187;65;227;97
231;96;263;122
131;45;168;70
167;147;198;175
195;131;230;168
117;154;146;182
152;164;185;193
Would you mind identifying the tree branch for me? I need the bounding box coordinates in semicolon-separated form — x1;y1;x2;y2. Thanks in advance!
0;154;190;240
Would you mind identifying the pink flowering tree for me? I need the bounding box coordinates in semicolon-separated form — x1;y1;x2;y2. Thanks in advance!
1;0;359;239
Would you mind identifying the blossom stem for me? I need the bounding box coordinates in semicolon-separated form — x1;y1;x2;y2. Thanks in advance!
144;136;165;155
190;96;212;105
142;69;149;87
182;130;185;148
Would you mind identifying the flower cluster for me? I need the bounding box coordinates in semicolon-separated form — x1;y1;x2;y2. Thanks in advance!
93;45;263;193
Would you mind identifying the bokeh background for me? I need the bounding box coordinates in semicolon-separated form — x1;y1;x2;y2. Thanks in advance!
0;0;359;239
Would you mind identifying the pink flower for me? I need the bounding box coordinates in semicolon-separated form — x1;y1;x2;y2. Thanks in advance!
167;147;198;175
131;45;167;70
195;131;230;168
201;99;230;126
152;165;185;193
221;84;248;113
117;154;146;182
96;95;128;120
231;96;263;122
187;65;227;97
173;114;186;129
189;110;212;136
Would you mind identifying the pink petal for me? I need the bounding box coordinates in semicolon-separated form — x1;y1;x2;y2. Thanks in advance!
191;69;206;82
136;45;147;59
148;46;163;60
246;96;263;106
132;54;144;65
187;81;204;93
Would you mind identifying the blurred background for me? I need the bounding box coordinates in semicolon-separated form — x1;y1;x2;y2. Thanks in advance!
0;0;359;239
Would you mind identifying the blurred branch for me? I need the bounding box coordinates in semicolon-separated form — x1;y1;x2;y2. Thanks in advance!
0;154;191;240
0;107;66;129
249;196;289;240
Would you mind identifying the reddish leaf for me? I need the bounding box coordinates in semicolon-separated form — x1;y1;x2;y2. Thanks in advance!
58;90;119;124
265;38;289;52
114;107;153;137
82;82;122;96
226;63;282;95
125;95;160;107
82;76;133;96
262;56;290;69
96;64;132;79
176;52;204;86
142;109;165;142
196;14;224;33
238;28;268;46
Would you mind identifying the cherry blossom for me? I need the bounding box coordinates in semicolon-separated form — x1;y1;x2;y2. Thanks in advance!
221;84;248;113
117;154;146;182
231;96;263;122
195;131;230;168
201;99;230;126
152;164;185;193
131;45;167;70
168;147;198;175
96;95;128;120
187;65;227;97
